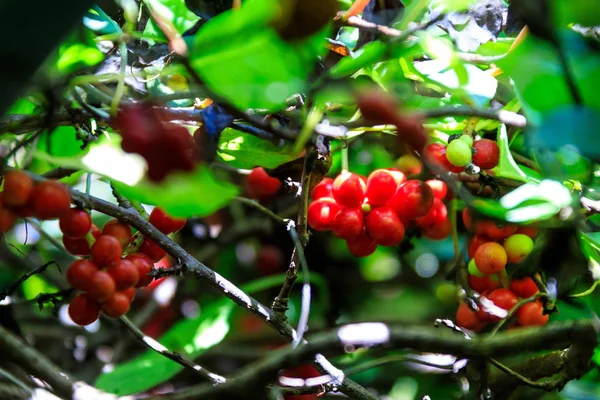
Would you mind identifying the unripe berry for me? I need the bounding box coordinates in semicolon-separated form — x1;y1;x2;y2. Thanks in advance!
517;301;548;326
468;258;485;277
415;198;447;230
311;178;334;200
68;294;100;326
472;139;500;170
365;206;405;246
425;179;447;200
468;234;493;258
149;208;186;234
106;259;139;290
139;238;166;262
387;180;434;220
2;171;34;207
91;235;123;267
59;208;92;238
332;208;364;240
504;234;534;264
307;197;341;231
102;219;133;247
126;253;154;287
31;181;71;220
246;167;280;200
101;292;131;317
510;277;538;298
332;172;366;208
456;303;485;331
88;271;116;302
346;233;377;257
421;218;452;240
365;169;399;206
474;242;507;274
63;224;101;256
395;154;422;176
458;135;474;146
66;259;99;291
446;139;472;167
422;143;453;171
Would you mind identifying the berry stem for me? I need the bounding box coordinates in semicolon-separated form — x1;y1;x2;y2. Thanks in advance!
489;293;548;336
341;144;349;172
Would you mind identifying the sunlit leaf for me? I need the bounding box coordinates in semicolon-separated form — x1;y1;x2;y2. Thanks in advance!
491;124;535;183
143;0;199;43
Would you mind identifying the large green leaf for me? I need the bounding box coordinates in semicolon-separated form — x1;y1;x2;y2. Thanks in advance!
189;0;328;111
143;0;199;43
491;124;535;183
95;300;233;395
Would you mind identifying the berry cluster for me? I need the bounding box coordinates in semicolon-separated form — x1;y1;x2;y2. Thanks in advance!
307;170;452;257
245;167;281;200
456;208;546;331
0;171;71;232
423;136;500;172
63;207;186;326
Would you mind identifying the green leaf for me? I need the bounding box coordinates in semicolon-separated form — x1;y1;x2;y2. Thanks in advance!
491;124;534;183
553;0;600;27
143;0;199;43
218;128;298;169
38;126;86;158
498;180;573;223
95;300;233;395
189;0;327;111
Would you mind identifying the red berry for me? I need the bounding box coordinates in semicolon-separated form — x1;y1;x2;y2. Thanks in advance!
307;197;341;231
462;207;474;231
66;259;99;291
486;288;519;321
365;206;405;246
332;172;366;208
510;277;539;298
281;365;321;400
68;294;100;326
356;90;402;125
149;207;186;234
468;275;499;293
425;179;447;200
387;180;434;220
91;235;123;267
332;208;364;240
88;271;117;302
422;218;452;240
415;198;447;230
517;301;548;326
246;167;280;200
311;178;334;200
31;181;71;220
59;208;92;238
468;234;493;258
475;220;517;240
472;139;500;170
256;245;285;276
2;171;34;207
102;219;133;248
139;238;166;262
386;168;407;186
0;194;16;233
474;242;508;274
126;253;154;287
516;225;538;239
101;292;131;318
456;303;485;331
365;169;399;206
422;143;453;171
121;287;136;303
346;233;377;257
106;259;139;290
63;224;101;256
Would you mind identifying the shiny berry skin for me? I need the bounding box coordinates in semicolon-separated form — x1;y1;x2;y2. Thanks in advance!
2;171;34;207
468;275;499;293
307;197;341;231
517;301;548;326
423;143;453;171
139;238;166;262
281;365;321;400
475;220;517;240
456;303;485;331
91;235;123;267
488;289;519;311
68;294;100;326
510;277;538;298
516;225;538;239
468;234;493;258
311;178;334;200
332;208;364;240
102;219;133;247
446;139;472;167
59;208;92;238
365;169;399;206
504;234;534;264
66;259;99;291
346;233;377;257
458;135;474;146
472;139;500;170
365;207;405;246
126;253;154;287
0;194;16;233
101;292;131;317
474;242;508;274
332;172;366;208
387;180;434;220
415;198;447;230
425;179;447;200
87;271;117;302
149;208;186;234
121;287;136;302
421;218;452;240
31;181;71;220
63;224;101;256
106;259;139;290
246;167;280;200
462;207;474;231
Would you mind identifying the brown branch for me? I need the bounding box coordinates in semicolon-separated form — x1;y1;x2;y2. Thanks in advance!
343;15;402;37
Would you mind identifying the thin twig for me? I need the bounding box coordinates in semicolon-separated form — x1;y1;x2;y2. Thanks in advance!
0;261;60;302
489;358;562;390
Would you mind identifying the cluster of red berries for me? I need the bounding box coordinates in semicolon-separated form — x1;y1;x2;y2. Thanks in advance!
0;171;71;233
245;167;281;200
66;207;186;326
423;136;500;172
456;208;547;331
307;169;452;257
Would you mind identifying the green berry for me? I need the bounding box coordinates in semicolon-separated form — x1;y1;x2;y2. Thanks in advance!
458;135;474;146
504;234;534;264
446;139;472;167
468;258;486;277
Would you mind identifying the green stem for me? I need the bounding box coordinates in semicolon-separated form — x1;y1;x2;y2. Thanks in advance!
110;41;129;115
341;144;349;172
